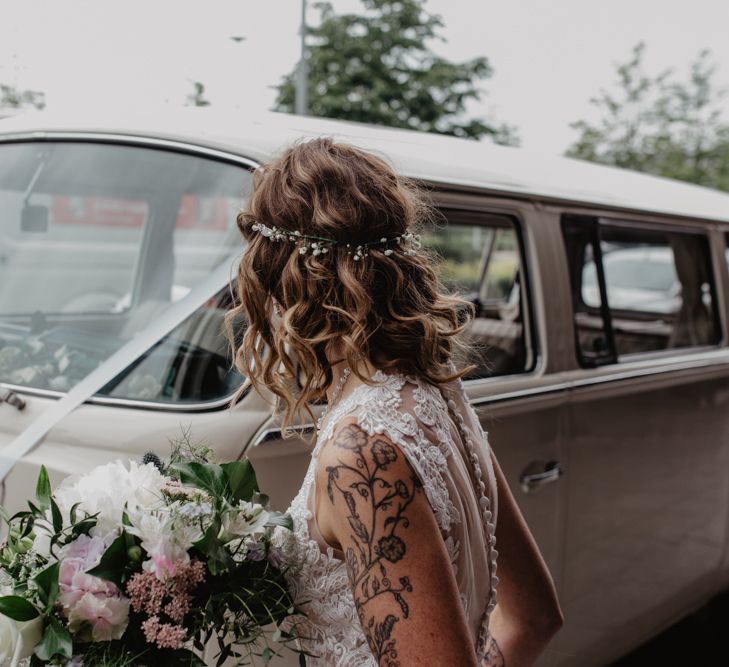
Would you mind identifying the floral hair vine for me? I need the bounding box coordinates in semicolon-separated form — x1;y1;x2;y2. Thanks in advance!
249;221;422;260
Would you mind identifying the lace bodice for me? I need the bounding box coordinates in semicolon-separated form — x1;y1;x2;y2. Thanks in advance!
280;367;499;666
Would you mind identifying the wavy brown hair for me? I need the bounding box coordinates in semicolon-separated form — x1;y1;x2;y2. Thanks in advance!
224;136;477;442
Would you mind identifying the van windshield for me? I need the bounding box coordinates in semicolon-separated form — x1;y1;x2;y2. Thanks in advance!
0;141;251;403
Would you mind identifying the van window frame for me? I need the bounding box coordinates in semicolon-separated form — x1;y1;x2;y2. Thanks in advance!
435;206;538;380
562;213;722;368
0;133;257;413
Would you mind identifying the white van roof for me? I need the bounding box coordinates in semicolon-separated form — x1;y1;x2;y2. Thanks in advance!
2;105;729;224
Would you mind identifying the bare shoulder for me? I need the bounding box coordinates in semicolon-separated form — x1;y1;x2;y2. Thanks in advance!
316;416;418;486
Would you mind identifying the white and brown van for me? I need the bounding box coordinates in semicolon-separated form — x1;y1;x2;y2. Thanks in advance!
1;107;729;666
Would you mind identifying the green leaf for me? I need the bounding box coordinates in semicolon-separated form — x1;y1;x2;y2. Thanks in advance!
50;497;63;533
171;461;226;496
68;502;81;525
35;466;52;512
26;501;42;518
0;595;40;621
8;509;31;523
33;562;60;609
266;512;293;530
193;521;232;575
70;517;97;539
34;615;72;661
221;460;259;503
19;515;35;540
86;533;128;587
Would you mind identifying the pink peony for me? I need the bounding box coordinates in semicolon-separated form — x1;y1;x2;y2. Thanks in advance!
58;535;130;641
67;592;130;642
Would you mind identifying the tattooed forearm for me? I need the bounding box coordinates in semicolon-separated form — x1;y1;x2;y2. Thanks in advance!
482;635;506;667
325;423;422;666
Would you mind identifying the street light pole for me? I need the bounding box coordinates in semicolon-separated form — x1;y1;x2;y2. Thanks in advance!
295;0;308;116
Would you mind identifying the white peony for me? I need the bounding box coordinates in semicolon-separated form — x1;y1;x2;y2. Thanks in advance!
0;613;42;666
219;500;270;543
48;460;168;544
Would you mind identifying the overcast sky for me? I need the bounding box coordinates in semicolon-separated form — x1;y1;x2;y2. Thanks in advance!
1;0;728;154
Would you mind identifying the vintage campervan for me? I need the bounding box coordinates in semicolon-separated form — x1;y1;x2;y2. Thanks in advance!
2;107;729;666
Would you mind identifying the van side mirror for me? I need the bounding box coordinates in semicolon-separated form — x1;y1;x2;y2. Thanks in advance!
21;203;49;232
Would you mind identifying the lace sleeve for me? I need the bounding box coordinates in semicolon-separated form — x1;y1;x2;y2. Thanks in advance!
352;375;461;534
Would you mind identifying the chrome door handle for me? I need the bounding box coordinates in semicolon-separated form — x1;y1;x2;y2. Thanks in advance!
519;460;563;493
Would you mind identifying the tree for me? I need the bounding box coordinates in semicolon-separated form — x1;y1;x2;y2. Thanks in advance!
0;83;46;111
274;0;519;145
186;81;210;107
566;42;729;192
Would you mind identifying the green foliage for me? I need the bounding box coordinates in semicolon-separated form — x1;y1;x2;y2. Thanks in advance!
172;461;229;498
0;595;40;621
35;615;72;661
35;466;52;512
34;562;60;611
567;42;729;192
274;0;518;144
86;533;131;588
221;461;259;504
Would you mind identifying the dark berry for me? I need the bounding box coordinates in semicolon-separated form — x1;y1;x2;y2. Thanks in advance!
141;452;163;471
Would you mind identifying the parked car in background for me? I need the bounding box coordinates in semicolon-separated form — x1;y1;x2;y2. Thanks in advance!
2;107;729;666
581;246;682;314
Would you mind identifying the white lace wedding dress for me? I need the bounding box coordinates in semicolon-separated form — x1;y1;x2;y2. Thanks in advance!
281;366;500;666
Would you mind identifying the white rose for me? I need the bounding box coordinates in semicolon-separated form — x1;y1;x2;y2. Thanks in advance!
0;613;43;665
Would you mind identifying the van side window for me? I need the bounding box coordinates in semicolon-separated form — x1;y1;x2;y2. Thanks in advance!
423;211;533;379
562;215;720;366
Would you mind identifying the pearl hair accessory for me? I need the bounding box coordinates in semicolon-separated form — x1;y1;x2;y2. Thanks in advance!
249;221;422;260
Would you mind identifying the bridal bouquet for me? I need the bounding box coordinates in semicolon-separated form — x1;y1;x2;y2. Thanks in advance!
0;438;303;667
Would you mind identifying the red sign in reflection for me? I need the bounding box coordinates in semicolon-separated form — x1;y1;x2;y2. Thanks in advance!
52;196;147;227
51;195;230;230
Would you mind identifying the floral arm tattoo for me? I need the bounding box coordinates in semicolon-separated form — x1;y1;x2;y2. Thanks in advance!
325;423;422;666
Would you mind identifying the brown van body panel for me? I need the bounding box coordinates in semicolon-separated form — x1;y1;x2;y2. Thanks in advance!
248;185;729;667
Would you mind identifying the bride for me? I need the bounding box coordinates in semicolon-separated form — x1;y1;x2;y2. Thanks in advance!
225;137;563;666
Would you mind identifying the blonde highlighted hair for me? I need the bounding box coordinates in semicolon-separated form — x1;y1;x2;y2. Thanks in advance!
224;136;477;442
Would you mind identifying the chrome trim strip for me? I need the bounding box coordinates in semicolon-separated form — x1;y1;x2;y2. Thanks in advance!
469;352;729;407
567;355;729;390
0;131;260;170
0;132;258;413
0;380;237;413
253;354;729;446
468;381;570;406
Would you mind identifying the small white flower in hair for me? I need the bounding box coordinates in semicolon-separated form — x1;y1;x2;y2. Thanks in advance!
248;221;421;260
